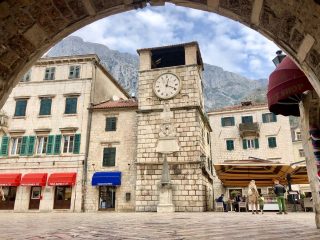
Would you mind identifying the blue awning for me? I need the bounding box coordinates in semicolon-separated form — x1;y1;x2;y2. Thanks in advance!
92;172;121;186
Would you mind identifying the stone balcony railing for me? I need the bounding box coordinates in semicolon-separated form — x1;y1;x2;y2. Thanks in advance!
0;114;9;128
239;122;260;138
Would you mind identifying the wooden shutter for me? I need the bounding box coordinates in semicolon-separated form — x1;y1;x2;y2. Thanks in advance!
254;138;259;149
242;139;247;149
65;98;77;114
0;136;9;156
221;118;225;127
262;114;267;123
226;140;234;151
54;135;62;155
46;135;55;155
20;136;29;156
15;100;27;116
268;137;277;148
73;134;81;154
103;148;116;166
273;114;277;122
231;117;235;126
40;98;52;115
27;136;35;155
106;117;117;131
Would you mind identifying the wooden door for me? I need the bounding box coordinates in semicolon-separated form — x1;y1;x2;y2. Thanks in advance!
53;186;72;209
29;186;41;210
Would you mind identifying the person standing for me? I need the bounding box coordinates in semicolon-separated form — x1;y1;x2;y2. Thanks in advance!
258;194;265;214
274;179;287;214
248;180;259;214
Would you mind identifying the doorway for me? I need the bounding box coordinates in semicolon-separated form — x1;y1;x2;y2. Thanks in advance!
53;186;72;209
0;187;17;210
29;186;41;210
99;186;116;210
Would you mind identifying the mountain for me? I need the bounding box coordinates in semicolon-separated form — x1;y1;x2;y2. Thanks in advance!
46;36;267;110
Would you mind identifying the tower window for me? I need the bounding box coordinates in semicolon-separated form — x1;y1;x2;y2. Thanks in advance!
151;46;185;69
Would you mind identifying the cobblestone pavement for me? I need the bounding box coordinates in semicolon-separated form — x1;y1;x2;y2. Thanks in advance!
0;212;319;240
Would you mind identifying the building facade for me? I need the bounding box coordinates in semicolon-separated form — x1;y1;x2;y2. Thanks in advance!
0;54;129;212
208;102;295;199
208;102;309;210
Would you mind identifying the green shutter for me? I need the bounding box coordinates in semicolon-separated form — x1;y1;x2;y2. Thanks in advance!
221;118;225;127
65;98;77;114
273;114;277;122
262;114;267;123
254;138;259;149
20;136;29;156
40;98;52;115
54;135;61;155
15;100;27;116
27;136;35;155
46;135;55;155
242;139;247;149
103;148;116;166
226;140;234;151
268;137;277;148
231;117;235;126
0;136;9;156
73;134;81;154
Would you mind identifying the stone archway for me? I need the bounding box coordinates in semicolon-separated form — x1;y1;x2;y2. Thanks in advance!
1;0;320;107
0;0;320;227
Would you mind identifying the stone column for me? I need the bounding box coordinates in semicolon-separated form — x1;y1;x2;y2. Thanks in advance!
300;91;320;229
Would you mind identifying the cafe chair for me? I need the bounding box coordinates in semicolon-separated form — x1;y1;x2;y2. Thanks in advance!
238;202;247;212
215;202;224;212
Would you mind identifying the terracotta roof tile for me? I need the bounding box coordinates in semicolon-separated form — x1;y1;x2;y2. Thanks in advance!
208;102;267;113
92;99;138;109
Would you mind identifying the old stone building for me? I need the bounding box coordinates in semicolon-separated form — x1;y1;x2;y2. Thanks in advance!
135;42;213;212
0;54;129;212
208;102;309;210
84;99;138;212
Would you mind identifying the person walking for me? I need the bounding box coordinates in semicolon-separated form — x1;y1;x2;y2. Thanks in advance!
274;179;287;214
248;180;259;214
258;194;265;214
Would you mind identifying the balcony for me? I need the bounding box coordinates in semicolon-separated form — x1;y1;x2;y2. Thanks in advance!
239;122;260;138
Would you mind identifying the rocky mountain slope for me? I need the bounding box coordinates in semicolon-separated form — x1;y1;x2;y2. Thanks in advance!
47;36;267;110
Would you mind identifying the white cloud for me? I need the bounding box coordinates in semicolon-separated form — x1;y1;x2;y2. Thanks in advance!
71;3;279;80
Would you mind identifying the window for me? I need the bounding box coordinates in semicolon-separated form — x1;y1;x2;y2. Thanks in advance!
103;147;116;167
14;99;27;117
44;67;55;80
21;70;31;82
65;97;78;114
268;137;277;148
226;140;234;151
39;98;52;115
10;137;22;155
105;117;117;131
242;138;259;149
299;149;305;157
241;116;253;124
69;66;81;79
63;135;75;153
207;132;210;145
296;132;302;141
221;117;235;127
262;113;277;123
36;136;48;154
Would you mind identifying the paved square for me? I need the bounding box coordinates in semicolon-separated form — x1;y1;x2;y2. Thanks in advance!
0;212;319;239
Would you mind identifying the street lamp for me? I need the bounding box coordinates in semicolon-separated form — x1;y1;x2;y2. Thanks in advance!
272;50;286;66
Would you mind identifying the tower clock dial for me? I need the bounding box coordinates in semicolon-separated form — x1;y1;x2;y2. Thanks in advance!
153;73;181;99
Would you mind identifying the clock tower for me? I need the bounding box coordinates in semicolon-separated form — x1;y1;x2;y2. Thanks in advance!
136;42;213;212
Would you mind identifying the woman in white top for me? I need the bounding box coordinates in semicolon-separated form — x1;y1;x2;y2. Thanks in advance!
248;180;259;214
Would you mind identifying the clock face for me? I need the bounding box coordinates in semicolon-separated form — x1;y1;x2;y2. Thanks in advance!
153;73;181;99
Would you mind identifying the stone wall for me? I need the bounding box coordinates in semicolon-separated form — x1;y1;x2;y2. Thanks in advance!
85;109;137;212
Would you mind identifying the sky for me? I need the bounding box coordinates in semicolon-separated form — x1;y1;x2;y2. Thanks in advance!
71;3;279;80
